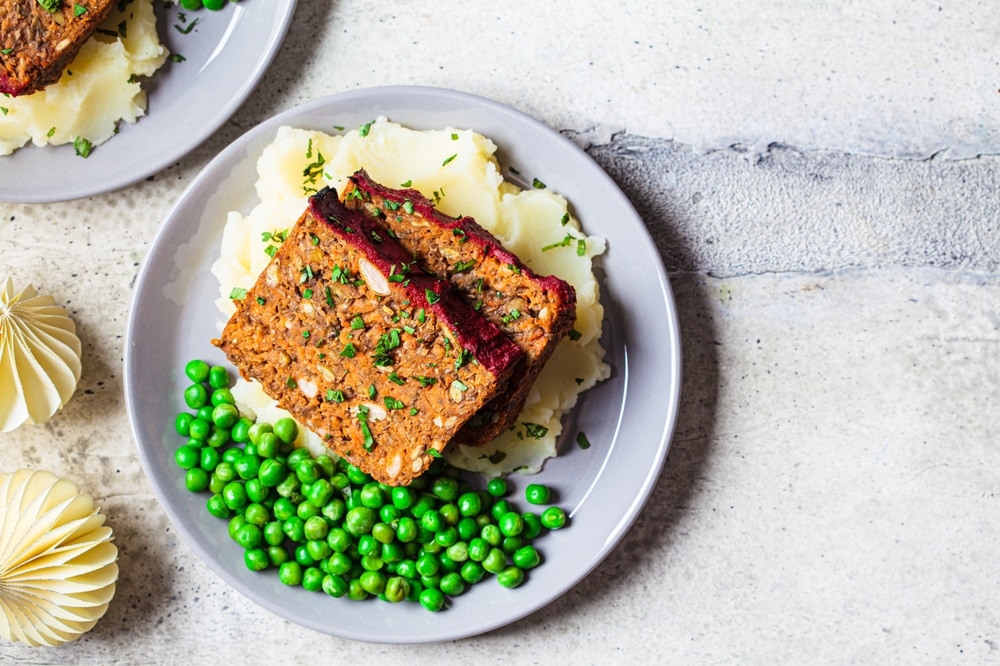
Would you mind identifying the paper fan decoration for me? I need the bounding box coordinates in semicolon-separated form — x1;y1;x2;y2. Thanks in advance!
0;275;82;433
0;469;118;647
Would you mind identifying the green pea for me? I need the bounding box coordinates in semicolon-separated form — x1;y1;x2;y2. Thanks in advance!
230;417;253;444
275;472;300;498
345;464;370;485
211;403;239;429
304;515;329;541
244;547;269;571
460;560;485;585
437;552;459;573
486;477;508;497
384;576;409;603
175;412;194;437
482;547;507;574
322;573;349;598
497;565;525;589
268;545;290;567
395;559;417;579
359;571;386;595
457;492;482;517
498;512;524;537
223;447;242;464
208;473;226;494
272;496;296;522
175;445;200;470
395;516;418;543
321;498;346;523
419;587;445;612
434;527;458;548
306;539;331;562
306;478;334;507
258;459;286;488
345;506;376;536
491;499;513;522
235;454;261;480
234;523;262;549
359;483;386;509
296;500;320;521
419;573;441;591
199;446;221;472
410;494;436;519
263;521;285;547
347;578;368;600
273;417;299;445
222;482;248;510
282;516;305;543
210;387;235;407
431;477;459;502
196;405;214;423
295;544;316;567
329;472;350;492
457;517;478;541
521;512;542;539
208;365;229;390
214;461;236;483
327;551;353;575
513;544;541;569
184;383;209;410
381;542;405;564
480;523;502;547
185;467;209;492
206;426;231;449
541;506;567;530
326;527;351;553
391;486;416;510
185;359;210;383
446;541;469;563
188;417;211;441
206;493;232;519
439;572;465;596
358;534;379;557
228;515;247;540
415;553;440;577
379;504;402;524
371;522;395;545
244;502;269;526
439;503;460;526
467;537;489;562
278;561;303;586
525;483;551;505
421;509;443;533
502;536;523;554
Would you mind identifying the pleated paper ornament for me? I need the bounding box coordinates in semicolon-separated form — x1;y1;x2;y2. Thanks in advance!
0;469;118;646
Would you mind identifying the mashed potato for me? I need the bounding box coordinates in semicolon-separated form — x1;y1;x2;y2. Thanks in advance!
0;0;167;156
212;119;610;476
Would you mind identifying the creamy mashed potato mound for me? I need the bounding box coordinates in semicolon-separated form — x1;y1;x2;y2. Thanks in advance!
212;119;610;476
0;0;167;156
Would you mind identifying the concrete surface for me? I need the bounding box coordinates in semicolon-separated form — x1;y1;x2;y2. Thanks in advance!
2;0;999;663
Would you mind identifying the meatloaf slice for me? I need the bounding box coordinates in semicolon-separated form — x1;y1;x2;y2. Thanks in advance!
0;0;116;96
340;170;577;447
214;187;523;485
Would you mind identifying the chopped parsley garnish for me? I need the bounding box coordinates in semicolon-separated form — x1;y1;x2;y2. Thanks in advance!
451;132;458;140
501;308;521;324
256;296;266;306
170;53;186;63
486;450;507;464
541;235;573;252
568;328;582;341
424;289;440;305
358;121;373;137
1;48;12;55
576;431;592;449
302;330;310;339
285;377;297;389
36;0;60;12
388;372;406;386
229;287;248;300
1;108;8;116
175;18;199;35
442;153;457;166
577;239;587;256
326;389;345;403
523;422;549;439
413;375;437;388
310;233;320;246
402;201;415;215
532;177;547;189
367;384;376;399
372;329;401;367
427;449;442;459
454;348;472;371
302;149;326;194
302;288;313;299
416;308;426;323
561;212;570;226
350;315;365;330
357;406;374;450
340;343;357;358
324;286;334;306
383;396;405;411
46;127;56;138
400;180;412;187
264;245;278;258
453;259;476;272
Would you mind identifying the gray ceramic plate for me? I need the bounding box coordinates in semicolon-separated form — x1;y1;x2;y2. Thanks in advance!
0;0;296;204
124;86;681;644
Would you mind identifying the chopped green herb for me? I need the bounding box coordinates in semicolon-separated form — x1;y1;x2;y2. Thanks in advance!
286;377;297;389
324;286;334;306
36;0;60;12
532;177;547;189
0;108;7;116
487;450;507;464
46;127;56;138
413;375;437;388
400;180;412;187
561;212;570;226
170;53;186;63
388;372;406;386
357;406;374;450
310;233;320;246
358;121;372;137
367;384;376;400
326;389;345;403
442;154;457;166
302;288;313;300
523;422;549;439
427;449;442;459
409;407;419;416
541;235;573;252
340;343;357;358
451;132;458;140
302;330;310;339
402;201;415;215
175;18;199;35
568;328;582;341
256;296;266;306
350;315;365;330
229;287;248;300
454;348;472;371
1;48;12;55
384;396;405;411
372;329;401;367
501;308;521;324
453;259;476;272
424;289;440;305
577;239;587;256
577;431;591;449
264;245;277;258
416;308;426;323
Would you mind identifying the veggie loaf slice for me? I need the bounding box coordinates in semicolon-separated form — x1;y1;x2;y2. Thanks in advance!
214;187;523;485
340;170;577;447
0;0;117;96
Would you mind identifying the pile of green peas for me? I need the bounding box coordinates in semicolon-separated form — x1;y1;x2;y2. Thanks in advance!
174;360;568;611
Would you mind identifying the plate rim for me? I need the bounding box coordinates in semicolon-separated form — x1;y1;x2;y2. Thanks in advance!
124;85;682;643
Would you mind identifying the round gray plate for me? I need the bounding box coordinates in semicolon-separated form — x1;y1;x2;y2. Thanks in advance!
124;86;681;644
0;0;296;204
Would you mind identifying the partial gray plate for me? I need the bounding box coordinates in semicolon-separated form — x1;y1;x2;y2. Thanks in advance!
124;86;681;643
0;0;296;204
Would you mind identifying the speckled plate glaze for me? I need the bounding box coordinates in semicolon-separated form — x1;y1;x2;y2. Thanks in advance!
124;86;681;644
0;0;296;204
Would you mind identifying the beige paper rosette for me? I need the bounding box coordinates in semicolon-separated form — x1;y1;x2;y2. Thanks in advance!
0;469;118;647
0;276;82;433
